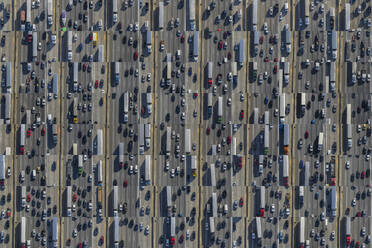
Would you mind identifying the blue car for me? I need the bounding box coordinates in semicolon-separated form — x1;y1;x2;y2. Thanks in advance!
264;96;269;104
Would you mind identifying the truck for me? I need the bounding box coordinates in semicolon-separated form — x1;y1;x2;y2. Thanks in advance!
97;186;103;208
329;62;335;91
145;124;151;149
139;124;144;154
283;62;289;84
300;93;306;114
67;31;72;61
73;62;78;83
146;31;152;54
96;129;103;155
146;93;152;114
78;155;83;175
264;111;269;125
256;217;262;239
253;108;259;124
299;186;304;206
119;143;124;167
185;129;191;153
217;96;223;124
331;31;337;59
5;94;10;124
66;186;72;216
73;143;77;156
318;132;324;152
345;3;350;31
52;124;57;145
258;155;264;175
115;62;120;85
259;186;265;217
92;32;97;46
209;217;215;233
123;92;128;123
264;125;269;155
330;186;336;217
283;155;289;186
207;62;213;86
191;155;197;177
20;124;25;155
166;186;172;214
26;0;31;28
346;104;351;125
52;74;58;98
97;160;103;186
329;156;336;186
47;0;53;26
166;62;172;85
239;39;245;66
98;45;104;62
304;162;310;186
232;62;238;85
0;155;4;186
32;32;37;59
114;217;119;247
189;0;195;30
21;217;26;246
112;0;118;24
212;193;217;217
166;127;171;156
193;31;198;61
232;137;236;156
6;62;11;90
158;2;164;30
113;186;118;216
345;216;351;245
285;28;291;53
170;217;176;244
73;97;78;123
280;93;286;123
207;93;213;117
21;186;26;209
145;155;151;185
300;217;305;245
304;0;309;25
283;124;289;155
252;0;258;30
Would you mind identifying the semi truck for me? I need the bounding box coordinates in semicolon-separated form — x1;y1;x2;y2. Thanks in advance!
115;62;120;85
113;0;118;24
252;0;258;30
217;96;222;123
185;129;191;153
67;31;72;61
66;186;72;216
123;92;128;123
193;31;198;61
20;124;25;155
259;186;265;217
283;155;289;186
264;125;269;155
300;217;305;246
119;143;124;167
207;62;213;86
47;0;53;26
145;124;151;149
207;93;213;117
280;93;286;123
78;155;83;175
146;31;152;54
189;0;195;30
299;186;304;206
318;132;324;152
97;160;103;186
145;155;151;185
283;124;289;155
73;97;78;123
166;127;171;156
158;2;164;30
113;186;118;216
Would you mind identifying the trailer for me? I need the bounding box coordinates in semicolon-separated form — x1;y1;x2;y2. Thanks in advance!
239;39;245;65
166;127;171;156
67;186;72;216
253;31;259;46
32;32;38;58
304;161;310;186
346;104;351;124
260;186;265;210
232;62;238;84
331;186;336;217
209;217;215;233
67;31;72;51
21;217;26;245
318;132;324;152
283;155;289;186
264;111;269;125
299;186;304;205
170;217;176;237
232;137;236;155
146;31;152;53
300;93;306;113
166;186;171;208
97;160;103;186
256;217;262;239
345;216;351;245
330;62;336;82
26;0;31;23
185;129;191;153
47;0;53;25
145;124;151;149
166;62;171;82
217;96;223;123
207;62;213;85
253;108;259;124
73;62;78;82
252;0;258;30
146;93;152;114
145;155;151;184
73;143;77;155
300;217;305;244
114;217;119;245
138;124;144;154
345;3;350;30
210;163;216;186
305;0;309;18
6;62;11;89
98;45;104;62
20;124;25;147
97;129;103;155
113;185;118;214
21;186;26;208
0;155;4;185
52;74;58;96
5;94;10;122
189;0;196;30
283;124;289;155
78;155;83;175
264;125;269;154
123;92;128;123
113;0;118;13
207;93;213;116
191;155;197;173
158;2;164;30
331;31;337;50
119;143;124;166
212;193;217;217
115;62;120;84
193;31;198;60
52;217;58;246
347;124;352;149
280;93;286;122
73;97;78;123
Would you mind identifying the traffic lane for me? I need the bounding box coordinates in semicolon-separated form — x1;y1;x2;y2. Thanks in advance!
0;125;12;153
62;124;92;155
108;0;139;29
0;32;14;62
341;186;372;219
200;123;234;156
250;154;280;187
153;123;185;156
153;156;189;187
63;217;93;248
342;93;371;125
343;62;371;95
248;62;282;95
248;124;279;156
295;30;327;60
109;124;139;157
108;31;140;62
231;123;246;156
248;93;280;125
0;0;12;31
162;0;187;31
341;124;371;156
44;155;59;187
340;156;371;186
202;156;235;187
344;31;371;63
247;217;279;247
348;1;372;31
293;186;326;217
15;216;47;248
91;85;106;125
296;60;326;93
155;93;188;125
292;153;326;187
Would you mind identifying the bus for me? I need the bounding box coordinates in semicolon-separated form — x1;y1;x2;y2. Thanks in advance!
52;217;58;247
217;96;223;123
260;186;265;217
283;124;289;155
73;97;78;123
283;155;289;186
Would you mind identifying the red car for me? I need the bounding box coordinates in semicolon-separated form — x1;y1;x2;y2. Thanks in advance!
89;33;93;41
273;57;278;62
218;41;223;49
259;36;264;44
227;136;231;144
41;127;45;136
240;110;244;119
264;57;269;62
73;193;77;202
141;106;145;115
123;180;128;187
170;237;176;245
273;65;277;73
193;93;198;98
179;234;184;243
305;130;309;139
133;51;138;60
238;157;243;168
180;34;185;43
26;193;31;202
82;64;86;71
206;127;210;135
100;236;104;243
361;171;366;179
227;51;232;60
27;129;31;137
95;80;99;88
239;197;244;207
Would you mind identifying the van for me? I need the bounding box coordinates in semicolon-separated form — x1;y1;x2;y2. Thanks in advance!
20;10;25;23
97;19;102;30
31;170;36;180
